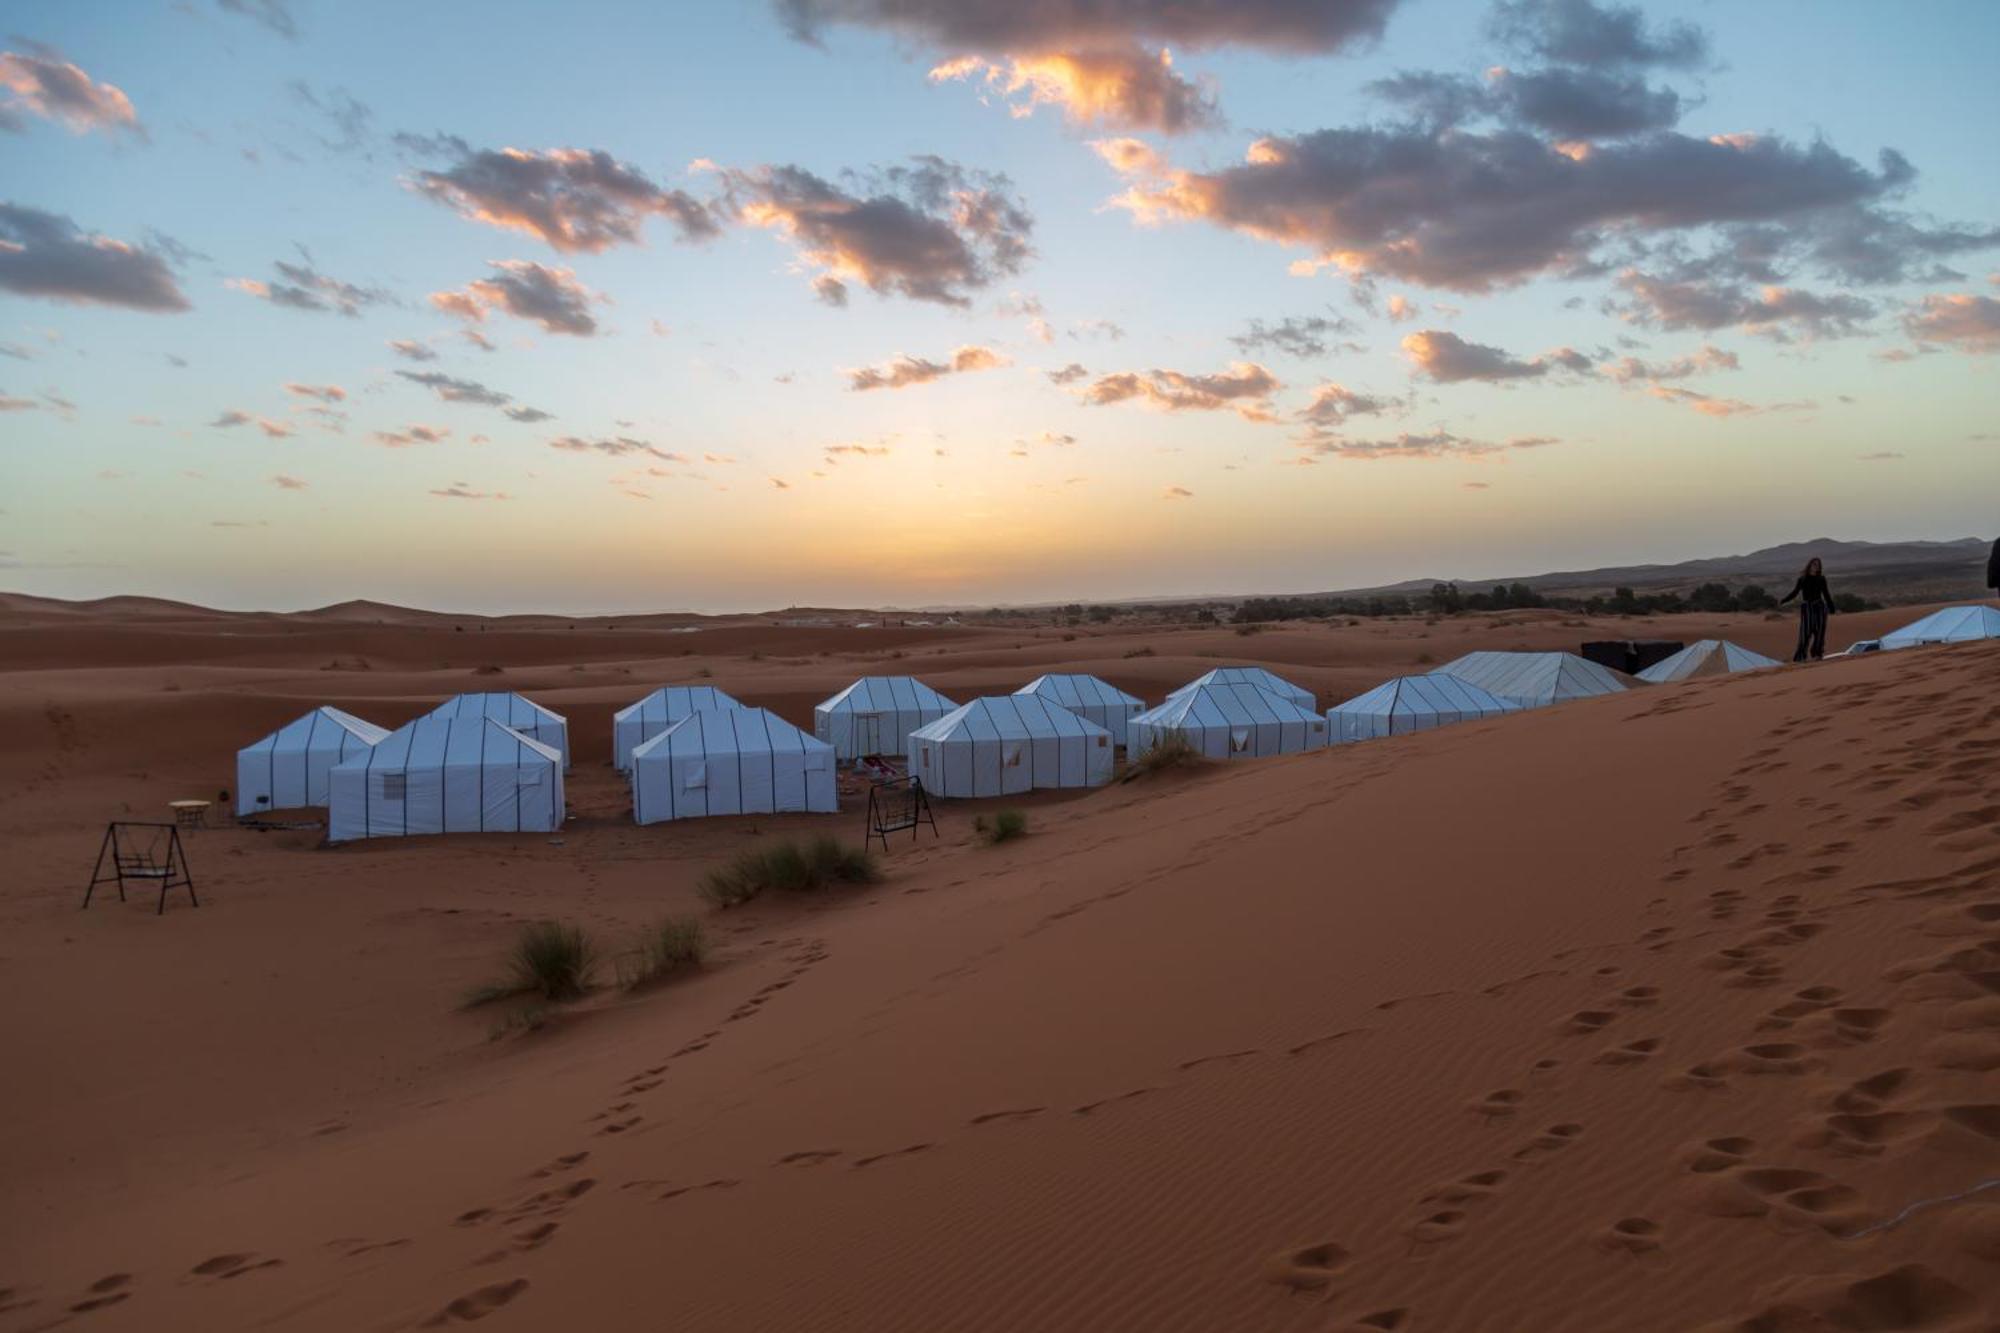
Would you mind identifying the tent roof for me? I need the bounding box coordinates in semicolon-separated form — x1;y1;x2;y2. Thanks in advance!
1331;673;1520;718
1136;682;1322;729
424;691;566;725
912;694;1113;743
1636;639;1781;682
613;684;743;724
332;714;559;771
242;705;389;753
632;707;828;760
1168;667;1313;706
1881;604;2000;647
1016;673;1143;709
817;675;957;712
1434;651;1631;703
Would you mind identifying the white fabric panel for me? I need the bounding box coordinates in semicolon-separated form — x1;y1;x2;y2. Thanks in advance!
630;708;837;824
611;684;743;770
1881;605;2000;649
1016;674;1143;746
1166;667;1315;710
422;692;570;768
1636;639;1782;682
1328;673;1519;743
236;706;389;815
327;717;561;841
813;676;957;758
1130;684;1327;761
1434;651;1631;708
907;695;1114;797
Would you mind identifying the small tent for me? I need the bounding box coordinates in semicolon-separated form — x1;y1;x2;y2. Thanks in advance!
1328;674;1519;744
1016;673;1144;747
328;715;563;842
612;684;743;770
1131;683;1328;761
1880;605;2000;650
1434;651;1632;709
908;696;1115;797
423;691;569;766
236;706;389;816
1167;666;1315;710
1637;639;1781;683
813;676;957;759
630;708;836;823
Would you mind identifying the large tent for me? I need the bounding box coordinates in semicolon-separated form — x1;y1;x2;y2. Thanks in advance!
1637;639;1781;682
1328;674;1519;744
612;684;743;771
1131;683;1328;761
813;676;957;759
1016;673;1145;747
1880;605;2000;650
908;695;1115;797
328;715;564;842
630;708;836;823
423;692;569;766
1168;666;1315;710
235;706;389;816
1434;651;1632;709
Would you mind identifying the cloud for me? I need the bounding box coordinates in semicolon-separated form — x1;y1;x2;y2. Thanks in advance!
1600;344;1738;383
1384;294;1418;323
393;369;539;415
1643;385;1814;417
1903;293;2000;354
548;435;681;461
825;443;892;457
211;409;251;428
429;483;510;500
268;472;308;490
1229;312;1358;358
770;477;791;490
0;203;189;311
1489;0;1707;70
373;424;451;447
408;141;717;252
1096;125;1943;294
1613;272;1875;339
284;381;345;402
1299;382;1394;425
1079;361;1280;421
0;392;35;411
1401;329;1590;382
288;80;372;154
256;417;294;438
387;339;437;361
0;49;144;138
1490;67;1681;138
777;0;1400;56
1303;430;1557;460
847;343;1009;391
228;257;390;316
431;260;599;335
1046;362;1089;384
997;291;1052;341
1068;317;1125;341
1161;485;1194;499
1858;451;1902;461
928;47;1217;134
714;155;1031;307
504;405;554;423
217;0;299;39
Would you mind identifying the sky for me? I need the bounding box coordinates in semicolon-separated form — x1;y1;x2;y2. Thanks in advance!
2;0;1997;614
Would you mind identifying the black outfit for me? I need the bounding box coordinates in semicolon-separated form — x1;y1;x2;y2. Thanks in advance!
1780;572;1835;662
1987;537;1999;593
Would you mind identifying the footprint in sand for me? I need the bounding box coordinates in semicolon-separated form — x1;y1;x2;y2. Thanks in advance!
1512;1123;1584;1160
68;1274;132;1314
1420;1169;1507;1204
969;1107;1044;1125
1704;1262;1976;1332
775;1149;843;1166
1559;1010;1616;1035
1680;1136;1754;1174
1334;1309;1410;1331
1595;1216;1664;1255
1592;1037;1663;1067
426;1277;529;1325
1723;1042;1822;1076
1178;1049;1262;1071
1469;1089;1524;1120
189;1253;283;1280
1264;1241;1348;1291
852;1143;933;1168
1073;1087;1159;1115
1617;985;1661;1007
1405;1209;1468;1247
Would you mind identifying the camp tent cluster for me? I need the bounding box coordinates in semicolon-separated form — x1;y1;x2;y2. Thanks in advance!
231;605;2000;838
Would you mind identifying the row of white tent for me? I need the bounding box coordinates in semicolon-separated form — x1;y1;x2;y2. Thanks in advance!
235;604;2000;837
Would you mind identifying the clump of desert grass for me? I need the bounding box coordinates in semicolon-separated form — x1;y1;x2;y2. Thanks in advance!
698;836;880;908
1120;730;1204;782
616;915;708;990
973;809;1028;844
465;920;596;1008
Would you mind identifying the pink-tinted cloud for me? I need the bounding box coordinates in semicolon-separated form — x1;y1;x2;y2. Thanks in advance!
1162;485;1194;499
373;424;451;447
1079;361;1280;420
409;143;717;252
847;344;1010;391
429;483;511;500
1401;329;1592;382
269;473;308;490
548;435;684;461
284;381;345;401
0;204;188;312
1600;344;1738;383
1302;430;1557;460
1903;292;2000;354
431;260;599;335
0;49;143;138
929;47;1216;134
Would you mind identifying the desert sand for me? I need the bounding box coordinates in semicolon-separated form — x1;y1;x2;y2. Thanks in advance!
1;597;1996;1332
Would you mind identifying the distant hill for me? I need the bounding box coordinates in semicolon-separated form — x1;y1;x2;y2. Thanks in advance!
1317;537;1991;607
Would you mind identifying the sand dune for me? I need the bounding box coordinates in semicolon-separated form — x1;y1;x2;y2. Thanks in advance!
1;602;1995;1331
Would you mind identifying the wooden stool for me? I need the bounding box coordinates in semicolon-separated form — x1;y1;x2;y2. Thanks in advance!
169;800;210;831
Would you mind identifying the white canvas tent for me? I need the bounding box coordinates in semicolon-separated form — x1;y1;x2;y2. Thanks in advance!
236;706;389;816
1434;651;1633;709
630;708;836;823
423;691;569;766
813;676;957;759
908;696;1114;798
1328;674;1519;744
1016;673;1145;747
1168;666;1315;709
1880;605;2000;650
1637;639;1781;682
328;715;564;842
1130;683;1328;760
612;684;743;770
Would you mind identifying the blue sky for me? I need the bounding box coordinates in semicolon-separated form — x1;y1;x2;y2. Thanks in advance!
3;0;1996;612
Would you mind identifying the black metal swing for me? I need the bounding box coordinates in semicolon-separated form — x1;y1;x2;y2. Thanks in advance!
863;775;938;853
83;822;199;915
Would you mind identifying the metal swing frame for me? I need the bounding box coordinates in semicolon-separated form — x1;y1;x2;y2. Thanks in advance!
863;775;938;853
83;822;199;915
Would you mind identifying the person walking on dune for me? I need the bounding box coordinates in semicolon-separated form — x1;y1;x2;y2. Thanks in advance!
1779;557;1837;662
1988;536;1999;602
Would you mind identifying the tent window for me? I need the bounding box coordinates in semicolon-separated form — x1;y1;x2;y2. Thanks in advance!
1096;735;1107;747
1229;728;1251;753
379;773;407;801
1002;744;1023;768
683;763;707;790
